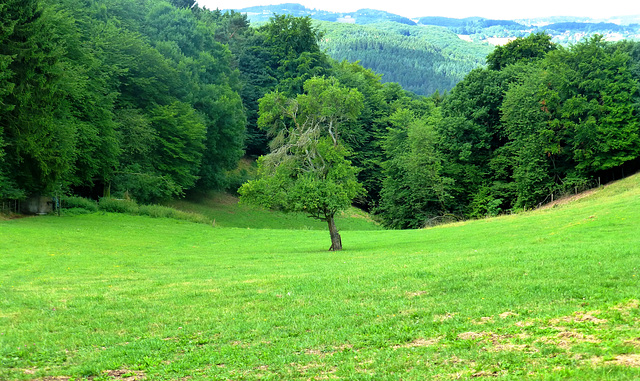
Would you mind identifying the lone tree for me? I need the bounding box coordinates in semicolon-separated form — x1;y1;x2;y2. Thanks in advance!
239;77;365;251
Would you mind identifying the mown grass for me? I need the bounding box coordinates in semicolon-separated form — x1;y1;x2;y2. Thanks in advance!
1;175;639;380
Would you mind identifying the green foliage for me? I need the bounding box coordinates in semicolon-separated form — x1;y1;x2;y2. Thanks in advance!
497;37;640;208
377;107;452;228
0;0;77;194
169;191;380;230
98;197;210;223
241;77;365;217
148;101;206;193
375;34;640;225
98;197;140;214
0;0;252;202
486;32;557;70
2;0;639;233
240;77;365;248
61;196;98;213
330;61;389;209
319;21;492;96
258;14;331;97
558;37;640;172
241;139;364;219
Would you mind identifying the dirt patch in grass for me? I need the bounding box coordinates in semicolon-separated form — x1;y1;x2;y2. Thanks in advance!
471;370;505;377
550;310;608;325
484;343;531;352
433;312;456;322
515;320;534;328
589;354;640;368
612;299;640;314
304;348;327;356
102;370;145;380
458;331;485;340
290;363;338;380
624;337;640;347
499;311;518;319
472;316;494;325
611;354;640;367
332;343;354;351
392;337;441;349
457;331;537;353
37;369;145;380
537;330;600;350
406;290;429;298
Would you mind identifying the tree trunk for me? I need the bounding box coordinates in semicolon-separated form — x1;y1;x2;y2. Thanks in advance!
327;214;342;251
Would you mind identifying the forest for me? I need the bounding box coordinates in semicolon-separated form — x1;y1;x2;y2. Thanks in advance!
237;4;640;91
2;0;640;230
319;21;493;95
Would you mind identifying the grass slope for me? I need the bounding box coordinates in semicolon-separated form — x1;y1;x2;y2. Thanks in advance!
167;192;381;231
1;175;640;380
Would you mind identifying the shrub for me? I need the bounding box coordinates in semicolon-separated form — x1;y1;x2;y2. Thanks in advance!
98;198;140;214
138;204;178;219
61;196;98;213
98;197;210;224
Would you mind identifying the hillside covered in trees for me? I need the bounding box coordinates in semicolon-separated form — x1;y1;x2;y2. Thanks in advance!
319;22;492;96
229;3;640;95
2;0;640;231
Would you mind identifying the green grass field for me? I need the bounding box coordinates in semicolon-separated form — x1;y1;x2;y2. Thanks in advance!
1;175;639;380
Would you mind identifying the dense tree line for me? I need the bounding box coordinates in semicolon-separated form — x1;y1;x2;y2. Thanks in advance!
3;2;640;234
377;33;640;228
0;0;247;203
0;0;400;209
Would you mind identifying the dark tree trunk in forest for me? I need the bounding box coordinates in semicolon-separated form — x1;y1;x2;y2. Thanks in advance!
327;214;342;251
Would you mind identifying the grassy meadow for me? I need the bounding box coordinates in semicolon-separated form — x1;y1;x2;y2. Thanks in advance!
1;175;640;380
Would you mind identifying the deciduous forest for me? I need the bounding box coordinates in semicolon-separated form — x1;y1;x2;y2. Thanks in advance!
2;0;640;229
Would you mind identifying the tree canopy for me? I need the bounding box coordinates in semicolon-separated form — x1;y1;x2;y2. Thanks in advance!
239;77;365;250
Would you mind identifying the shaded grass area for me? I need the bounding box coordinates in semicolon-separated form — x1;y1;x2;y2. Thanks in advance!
167;192;381;230
0;175;639;380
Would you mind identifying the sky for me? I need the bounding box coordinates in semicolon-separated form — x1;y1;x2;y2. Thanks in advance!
197;0;639;20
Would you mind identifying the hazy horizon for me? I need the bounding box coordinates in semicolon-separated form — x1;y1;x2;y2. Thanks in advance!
197;0;639;21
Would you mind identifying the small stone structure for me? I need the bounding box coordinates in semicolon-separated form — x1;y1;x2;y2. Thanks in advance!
22;195;53;215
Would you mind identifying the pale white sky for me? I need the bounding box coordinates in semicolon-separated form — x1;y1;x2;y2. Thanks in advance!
197;0;639;20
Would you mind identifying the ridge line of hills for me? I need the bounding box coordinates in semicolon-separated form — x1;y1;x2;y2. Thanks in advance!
213;3;640;96
225;2;640;44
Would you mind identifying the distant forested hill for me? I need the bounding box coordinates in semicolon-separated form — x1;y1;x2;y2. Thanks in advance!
230;3;640;94
232;3;640;44
416;15;640;44
234;4;494;94
235;3;416;25
319;21;492;95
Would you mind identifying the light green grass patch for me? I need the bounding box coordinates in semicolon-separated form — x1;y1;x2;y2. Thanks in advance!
1;175;639;380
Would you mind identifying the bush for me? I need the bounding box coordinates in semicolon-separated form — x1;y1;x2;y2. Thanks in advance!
139;204;210;224
62;207;94;216
61;196;98;213
98;198;140;214
138;204;178;219
98;197;210;224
